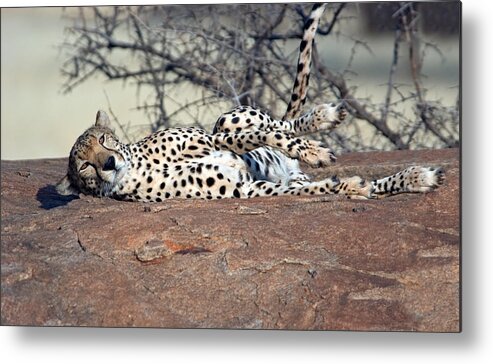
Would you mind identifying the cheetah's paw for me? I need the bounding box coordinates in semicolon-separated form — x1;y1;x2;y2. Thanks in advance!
312;102;348;131
407;166;445;193
337;176;376;199
299;140;336;167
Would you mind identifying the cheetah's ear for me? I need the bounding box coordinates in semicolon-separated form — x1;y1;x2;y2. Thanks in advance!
56;175;78;196
95;110;111;128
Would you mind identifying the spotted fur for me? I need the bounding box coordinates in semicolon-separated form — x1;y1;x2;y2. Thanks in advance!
284;3;327;121
56;110;444;202
57;4;445;202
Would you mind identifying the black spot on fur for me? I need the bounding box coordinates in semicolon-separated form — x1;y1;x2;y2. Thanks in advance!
304;18;314;30
299;40;308;52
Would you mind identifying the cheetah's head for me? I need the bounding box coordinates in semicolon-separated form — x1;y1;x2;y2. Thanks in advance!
56;110;129;197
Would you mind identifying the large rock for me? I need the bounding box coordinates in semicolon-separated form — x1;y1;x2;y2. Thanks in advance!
1;149;460;331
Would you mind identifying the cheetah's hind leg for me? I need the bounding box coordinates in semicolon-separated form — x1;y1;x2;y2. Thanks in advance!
370;166;445;198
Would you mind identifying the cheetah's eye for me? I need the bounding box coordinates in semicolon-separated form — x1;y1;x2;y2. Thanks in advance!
79;162;90;171
99;135;105;144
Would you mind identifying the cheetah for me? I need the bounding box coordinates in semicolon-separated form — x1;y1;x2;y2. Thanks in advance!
56;4;445;202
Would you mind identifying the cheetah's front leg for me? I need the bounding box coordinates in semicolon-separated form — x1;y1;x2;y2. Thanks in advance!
213;131;336;167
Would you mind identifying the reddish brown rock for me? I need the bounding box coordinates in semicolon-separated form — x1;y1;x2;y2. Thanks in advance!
1;149;460;331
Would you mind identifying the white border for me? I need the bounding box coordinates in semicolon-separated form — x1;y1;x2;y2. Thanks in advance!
2;0;493;363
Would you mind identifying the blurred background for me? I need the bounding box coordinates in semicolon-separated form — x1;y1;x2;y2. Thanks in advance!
1;2;460;160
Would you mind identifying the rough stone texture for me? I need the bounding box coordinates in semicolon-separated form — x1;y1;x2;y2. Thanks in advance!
1;148;460;331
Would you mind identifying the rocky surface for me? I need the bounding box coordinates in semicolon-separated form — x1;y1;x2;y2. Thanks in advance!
1;148;460;331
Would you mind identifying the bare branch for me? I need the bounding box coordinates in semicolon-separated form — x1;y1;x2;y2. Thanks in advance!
60;3;458;150
381;28;401;123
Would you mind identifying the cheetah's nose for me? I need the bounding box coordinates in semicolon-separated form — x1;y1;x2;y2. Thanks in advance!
103;156;116;171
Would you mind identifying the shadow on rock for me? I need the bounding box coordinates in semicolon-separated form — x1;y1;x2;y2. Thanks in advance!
37;185;79;209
